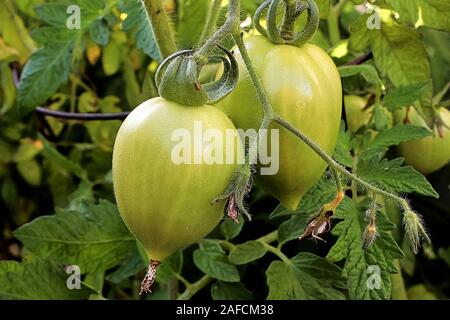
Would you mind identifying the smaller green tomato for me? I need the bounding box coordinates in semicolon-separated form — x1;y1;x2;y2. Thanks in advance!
396;107;450;175
344;95;372;133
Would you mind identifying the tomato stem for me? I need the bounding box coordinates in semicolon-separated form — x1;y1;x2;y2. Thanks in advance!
141;0;177;59
199;0;223;44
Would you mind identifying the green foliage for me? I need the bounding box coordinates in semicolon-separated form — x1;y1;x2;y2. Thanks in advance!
0;0;449;301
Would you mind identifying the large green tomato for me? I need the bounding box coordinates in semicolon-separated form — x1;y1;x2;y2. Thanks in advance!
396;107;450;175
113;97;242;261
217;35;342;210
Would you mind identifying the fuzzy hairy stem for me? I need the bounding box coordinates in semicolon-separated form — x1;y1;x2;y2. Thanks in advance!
141;0;177;59
199;0;223;44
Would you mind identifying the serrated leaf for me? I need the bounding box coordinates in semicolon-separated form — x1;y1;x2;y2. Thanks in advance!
14;200;136;274
220;218;244;240
121;0;161;60
211;282;252;300
386;0;450;32
0;259;92;299
349;11;432;109
383;82;432;111
358;158;439;198
326;198;404;300
361;125;432;159
228;241;267;265
266;253;345;300
193;239;240;282
17;44;73;115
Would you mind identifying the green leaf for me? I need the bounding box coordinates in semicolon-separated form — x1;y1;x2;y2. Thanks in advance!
361;125;432;159
358;158;438;198
17;44;73;115
106;246;146;284
277;213;309;245
220;218;244;240
383;82;432;111
211;282;253;300
334;122;353;167
39;134;88;181
14;200;136;274
176;0;209;48
193;239;240;282
386;0;450;32
121;0;161;61
350;11;432;108
266;253;345;300
327;198;404;300
0;259;92;299
228;241;267;265
338;64;382;87
156;250;184;284
89;19;110;47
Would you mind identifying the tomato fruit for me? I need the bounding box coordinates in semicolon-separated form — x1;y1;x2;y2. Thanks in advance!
113;97;242;261
395;107;450;175
217;35;342;210
344;95;372;133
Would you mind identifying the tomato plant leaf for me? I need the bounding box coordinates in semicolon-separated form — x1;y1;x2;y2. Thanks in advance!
334;122;354;167
228;241;267;265
156;250;184;284
266;253;345;299
357;158;439;198
211;282;253;300
360;125;432;159
383;82;432;112
106;247;146;284
327;198;404;300
277;213;309;245
89;19;110;47
17;44;73;115
176;0;209;48
386;0;450;32
193;239;240;282
14;200;137;274
0;259;93;299
220;218;244;240
121;0;161;61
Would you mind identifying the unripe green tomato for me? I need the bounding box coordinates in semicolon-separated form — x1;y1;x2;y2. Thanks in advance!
217;36;342;210
395;107;450;175
113;97;242;261
344;95;372;133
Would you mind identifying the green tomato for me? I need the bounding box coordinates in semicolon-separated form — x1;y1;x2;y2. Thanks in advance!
113;97;242;261
396;107;450;175
217;36;342;210
344;95;372;133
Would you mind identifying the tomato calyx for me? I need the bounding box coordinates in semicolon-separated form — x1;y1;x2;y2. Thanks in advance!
155;45;239;106
254;0;319;47
139;260;161;295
